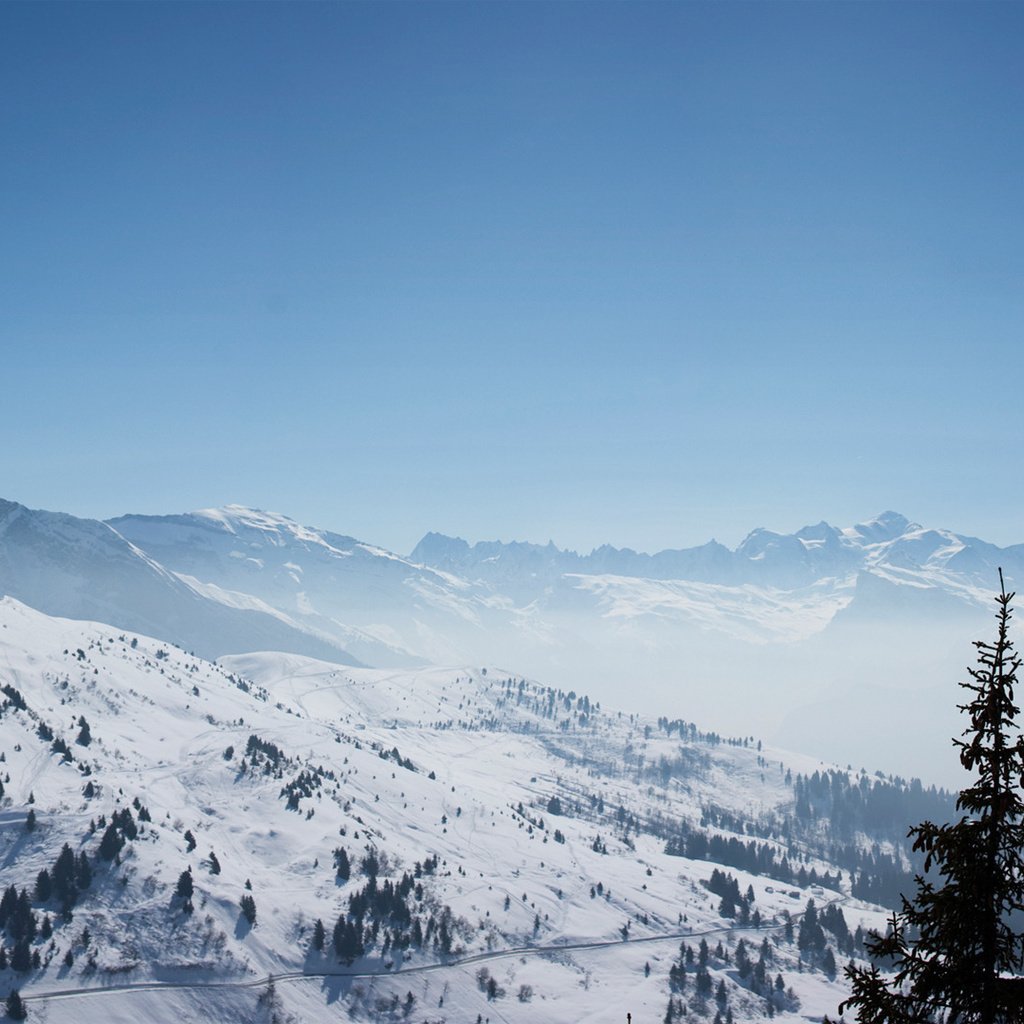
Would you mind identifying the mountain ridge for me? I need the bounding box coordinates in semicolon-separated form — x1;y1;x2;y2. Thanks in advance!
2;496;1017;784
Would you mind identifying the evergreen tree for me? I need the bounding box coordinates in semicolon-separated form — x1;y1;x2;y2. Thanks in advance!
239;893;256;925
5;989;27;1021
75;717;91;746
98;823;123;860
75;851;91;891
175;869;193;899
798;899;826;957
835;572;1024;1022
34;870;51;903
334;847;350;881
312;918;325;952
333;914;364;962
10;940;31;973
823;947;837;978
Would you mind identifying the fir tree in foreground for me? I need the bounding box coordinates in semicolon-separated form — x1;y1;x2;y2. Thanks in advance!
832;570;1024;1023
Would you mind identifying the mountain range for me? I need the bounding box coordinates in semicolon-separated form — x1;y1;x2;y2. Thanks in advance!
0;496;1002;1022
3;497;1014;785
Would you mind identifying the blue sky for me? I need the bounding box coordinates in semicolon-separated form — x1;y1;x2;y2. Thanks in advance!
2;2;1022;555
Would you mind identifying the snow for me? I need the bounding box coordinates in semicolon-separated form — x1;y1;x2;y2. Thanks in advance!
0;596;892;1024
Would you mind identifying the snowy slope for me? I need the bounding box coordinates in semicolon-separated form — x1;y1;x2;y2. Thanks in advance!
0;598;901;1024
110;506;525;669
0;500;360;667
91;503;1022;784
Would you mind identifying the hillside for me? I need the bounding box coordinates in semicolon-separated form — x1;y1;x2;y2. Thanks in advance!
0;596;946;1023
107;503;1014;785
0;500;359;668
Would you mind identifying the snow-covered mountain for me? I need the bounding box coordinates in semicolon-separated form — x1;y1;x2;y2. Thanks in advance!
2;497;1016;782
412;510;1023;599
0;500;358;667
101;502;1018;785
108;505;519;670
0;596;930;1024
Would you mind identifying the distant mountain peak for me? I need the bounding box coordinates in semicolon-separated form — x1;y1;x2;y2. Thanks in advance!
848;511;917;544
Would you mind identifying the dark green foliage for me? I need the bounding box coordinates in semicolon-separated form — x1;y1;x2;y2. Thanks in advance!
5;989;27;1020
75;717;91;746
696;966;713;997
797;899;826;954
98;807;137;861
1;684;27;711
245;734;285;772
380;745;415;771
311;918;325;952
175;869;193;899
333;847;351;881
98;824;123;860
76;851;91;891
10;939;31;973
51;844;77;906
716;978;728;1006
239;893;256;925
209;851;221;875
836;573;1024;1022
2;890;36;944
33;871;50;903
735;938;752;978
823;947;837;978
360;849;379;878
333;914;364;962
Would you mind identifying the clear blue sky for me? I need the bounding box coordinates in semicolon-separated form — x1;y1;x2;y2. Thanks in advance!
3;1;1022;555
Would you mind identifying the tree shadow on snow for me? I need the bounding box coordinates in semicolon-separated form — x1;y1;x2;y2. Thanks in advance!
319;974;357;1006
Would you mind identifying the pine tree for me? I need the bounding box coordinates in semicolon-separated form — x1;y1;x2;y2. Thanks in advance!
239;893;256;925
835;571;1024;1022
334;846;350;881
5;989;27;1020
34;870;51;903
175;869;193;899
75;716;91;746
10;939;31;973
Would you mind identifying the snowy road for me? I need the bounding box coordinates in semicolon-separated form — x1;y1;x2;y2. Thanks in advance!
25;894;850;1007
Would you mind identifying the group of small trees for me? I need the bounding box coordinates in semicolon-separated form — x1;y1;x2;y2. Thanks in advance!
665;937;790;1019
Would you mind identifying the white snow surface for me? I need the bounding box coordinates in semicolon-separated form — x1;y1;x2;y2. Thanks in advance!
0;597;893;1024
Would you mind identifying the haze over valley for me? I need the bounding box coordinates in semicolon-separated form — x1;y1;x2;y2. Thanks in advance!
2;497;1008;788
